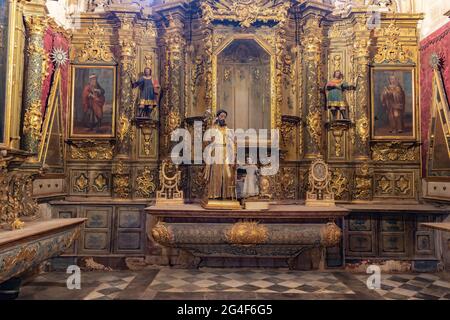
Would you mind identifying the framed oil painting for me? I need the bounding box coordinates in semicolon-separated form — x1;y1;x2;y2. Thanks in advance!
371;66;416;140
70;65;116;138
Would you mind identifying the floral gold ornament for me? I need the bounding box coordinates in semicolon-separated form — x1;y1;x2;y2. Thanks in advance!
69;140;113;160
306;111;322;146
356;115;369;144
23;100;43;142
225;221;268;246
395;175;411;194
77;23;114;63
74;174;89;192
376;176;392;194
200;0;290;28
151;221;174;246
320;222;342;247
92;174;108;192
374;21;411;64
112;162;131;199
371;142;417;161
330;169;349;200
10;218;25;230
136;167;157;198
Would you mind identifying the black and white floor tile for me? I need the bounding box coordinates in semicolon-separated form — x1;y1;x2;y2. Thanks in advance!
354;273;450;300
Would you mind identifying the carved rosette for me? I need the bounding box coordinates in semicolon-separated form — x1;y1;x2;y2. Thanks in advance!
22;16;49;154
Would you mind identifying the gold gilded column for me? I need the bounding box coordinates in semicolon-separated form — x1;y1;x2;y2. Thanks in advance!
115;13;137;157
352;15;371;160
301;15;324;158
21;15;48;156
161;14;185;157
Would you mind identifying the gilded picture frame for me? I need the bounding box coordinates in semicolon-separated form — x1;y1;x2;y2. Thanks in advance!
371;66;416;140
69;64;117;138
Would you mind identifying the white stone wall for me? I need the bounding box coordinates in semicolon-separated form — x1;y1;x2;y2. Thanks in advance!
414;0;450;38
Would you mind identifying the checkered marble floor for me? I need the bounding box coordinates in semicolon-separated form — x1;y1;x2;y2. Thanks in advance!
354;273;450;300
83;274;136;300
148;268;355;294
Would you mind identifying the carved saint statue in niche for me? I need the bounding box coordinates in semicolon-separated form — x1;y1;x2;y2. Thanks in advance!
325;70;355;120
204;109;237;200
132;67;160;118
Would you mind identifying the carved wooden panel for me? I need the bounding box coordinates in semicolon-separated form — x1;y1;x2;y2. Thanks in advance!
80;206;113;254
114;207;145;254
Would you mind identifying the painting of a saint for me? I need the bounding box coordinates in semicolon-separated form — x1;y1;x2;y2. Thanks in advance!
71;65;116;137
372;68;415;139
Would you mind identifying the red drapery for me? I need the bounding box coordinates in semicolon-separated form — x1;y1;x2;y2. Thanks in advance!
41;26;70;133
419;21;450;177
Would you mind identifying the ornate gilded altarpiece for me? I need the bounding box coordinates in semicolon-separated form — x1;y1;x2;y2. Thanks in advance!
56;1;424;205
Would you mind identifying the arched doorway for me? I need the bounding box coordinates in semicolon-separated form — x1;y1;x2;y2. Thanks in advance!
216;39;271;130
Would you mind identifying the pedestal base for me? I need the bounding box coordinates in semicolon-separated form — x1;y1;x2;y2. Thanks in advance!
202;199;242;210
244;200;270;210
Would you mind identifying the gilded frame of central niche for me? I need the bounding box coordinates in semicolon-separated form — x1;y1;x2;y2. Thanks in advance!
211;34;277;129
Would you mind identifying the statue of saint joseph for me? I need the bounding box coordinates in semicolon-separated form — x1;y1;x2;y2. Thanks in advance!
204;109;236;200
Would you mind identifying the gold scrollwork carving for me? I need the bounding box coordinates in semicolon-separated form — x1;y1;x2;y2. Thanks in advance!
77;23;114;63
0;246;38;274
356;115;369;144
23;100;43;142
354;164;373;201
69;140;113;160
118;114;134;143
151;221;174;246
330;169;349;200
374;21;412;64
320;222;342;247
306;111;322;146
112;161;131;199
200;0;290;28
371;142;418;161
226;221;268;246
136;167;157;198
25;15;49;36
166;110;181;135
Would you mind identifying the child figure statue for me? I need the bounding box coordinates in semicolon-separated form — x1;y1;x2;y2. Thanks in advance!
241;157;260;198
132;67;160;118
